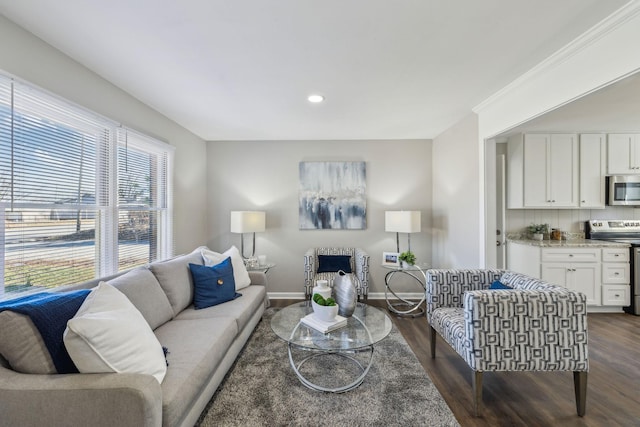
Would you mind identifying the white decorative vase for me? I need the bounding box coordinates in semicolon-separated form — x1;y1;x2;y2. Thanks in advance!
401;261;410;269
312;280;332;300
333;270;356;317
532;233;543;241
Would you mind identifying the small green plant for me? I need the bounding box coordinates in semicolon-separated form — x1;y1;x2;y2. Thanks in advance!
398;251;416;265
526;223;548;235
312;293;336;306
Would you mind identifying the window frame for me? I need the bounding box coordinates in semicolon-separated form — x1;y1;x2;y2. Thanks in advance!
0;72;174;299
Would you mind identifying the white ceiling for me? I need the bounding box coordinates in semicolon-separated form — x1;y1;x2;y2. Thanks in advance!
0;0;630;141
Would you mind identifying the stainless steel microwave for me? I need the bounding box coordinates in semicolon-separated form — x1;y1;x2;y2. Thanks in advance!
608;175;640;206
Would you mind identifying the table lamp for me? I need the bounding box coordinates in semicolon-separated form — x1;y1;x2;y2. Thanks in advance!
230;211;266;258
385;211;421;253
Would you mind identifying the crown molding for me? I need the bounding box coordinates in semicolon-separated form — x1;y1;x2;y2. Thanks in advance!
473;1;640;114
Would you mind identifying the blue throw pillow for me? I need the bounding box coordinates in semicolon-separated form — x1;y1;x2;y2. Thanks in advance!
489;280;513;290
189;258;241;309
317;255;352;273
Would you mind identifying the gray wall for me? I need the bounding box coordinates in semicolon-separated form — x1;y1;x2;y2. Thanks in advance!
206;139;432;297
432;113;481;268
0;15;208;254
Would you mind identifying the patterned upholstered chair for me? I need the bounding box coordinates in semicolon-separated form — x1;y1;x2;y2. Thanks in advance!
426;269;589;417
304;248;370;301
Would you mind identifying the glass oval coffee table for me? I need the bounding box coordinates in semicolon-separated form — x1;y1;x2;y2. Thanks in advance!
271;301;392;393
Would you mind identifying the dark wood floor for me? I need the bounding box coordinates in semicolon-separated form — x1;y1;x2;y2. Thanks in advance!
270;299;640;427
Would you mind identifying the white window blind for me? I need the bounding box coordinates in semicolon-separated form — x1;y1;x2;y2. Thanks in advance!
0;74;173;299
116;128;173;272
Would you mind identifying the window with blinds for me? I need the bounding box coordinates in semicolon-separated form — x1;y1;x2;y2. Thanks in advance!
0;74;173;299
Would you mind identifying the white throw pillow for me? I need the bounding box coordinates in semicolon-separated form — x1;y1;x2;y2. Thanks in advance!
201;246;251;290
63;282;167;384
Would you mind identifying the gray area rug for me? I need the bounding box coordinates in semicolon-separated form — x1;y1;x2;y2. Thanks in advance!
196;308;459;427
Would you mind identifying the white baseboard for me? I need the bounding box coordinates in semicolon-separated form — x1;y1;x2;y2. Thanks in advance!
586;306;626;313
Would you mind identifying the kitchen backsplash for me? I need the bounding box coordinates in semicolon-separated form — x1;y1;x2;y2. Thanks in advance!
506;206;640;235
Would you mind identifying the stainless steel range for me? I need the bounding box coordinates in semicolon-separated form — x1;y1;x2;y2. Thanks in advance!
586;219;640;315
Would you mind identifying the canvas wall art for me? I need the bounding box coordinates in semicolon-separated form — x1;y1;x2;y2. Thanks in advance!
299;161;366;230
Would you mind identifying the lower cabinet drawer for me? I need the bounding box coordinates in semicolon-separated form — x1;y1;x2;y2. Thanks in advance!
602;263;630;284
601;285;630;306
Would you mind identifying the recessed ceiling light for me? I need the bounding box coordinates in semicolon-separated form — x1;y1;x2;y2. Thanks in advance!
308;94;324;103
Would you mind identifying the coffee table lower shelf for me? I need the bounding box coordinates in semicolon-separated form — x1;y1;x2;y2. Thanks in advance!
288;343;374;393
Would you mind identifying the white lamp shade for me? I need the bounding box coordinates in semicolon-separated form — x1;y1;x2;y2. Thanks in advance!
385;211;421;233
230;211;266;233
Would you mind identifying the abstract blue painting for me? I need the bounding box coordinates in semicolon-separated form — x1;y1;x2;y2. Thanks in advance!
299;161;366;230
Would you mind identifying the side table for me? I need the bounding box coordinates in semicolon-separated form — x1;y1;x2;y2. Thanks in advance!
382;264;427;317
245;262;276;273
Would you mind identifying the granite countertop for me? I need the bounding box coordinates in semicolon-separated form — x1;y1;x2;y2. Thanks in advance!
508;238;630;248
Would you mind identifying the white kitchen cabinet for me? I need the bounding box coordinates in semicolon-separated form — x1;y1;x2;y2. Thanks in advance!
507;242;630;310
506;241;540;278
601;247;631;306
602;285;630;306
579;134;606;208
540;247;600;263
541;260;601;306
540;248;601;307
608;133;640;174
523;133;578;208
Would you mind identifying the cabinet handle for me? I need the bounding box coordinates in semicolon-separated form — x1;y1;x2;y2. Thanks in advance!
615;272;620;275
615;254;620;257
569;254;574;257
581;200;586;203
615;294;620;297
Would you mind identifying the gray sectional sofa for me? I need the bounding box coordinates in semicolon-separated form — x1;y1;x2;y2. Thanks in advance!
0;247;269;427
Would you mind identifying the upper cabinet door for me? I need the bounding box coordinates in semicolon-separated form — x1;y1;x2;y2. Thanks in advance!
523;134;550;207
608;134;640;174
549;134;579;207
579;134;606;208
523;133;578;208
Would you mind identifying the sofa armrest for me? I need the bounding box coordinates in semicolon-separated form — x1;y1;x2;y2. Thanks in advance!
0;366;162;427
463;289;589;372
248;271;268;287
426;269;503;320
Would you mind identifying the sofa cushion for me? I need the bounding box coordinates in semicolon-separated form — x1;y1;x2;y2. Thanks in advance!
430;307;467;359
201;246;251;290
154;316;238;427
176;284;267;332
150;248;204;316
107;267;174;330
317;255;352;273
64;282;167;384
0;311;56;374
189;258;241;309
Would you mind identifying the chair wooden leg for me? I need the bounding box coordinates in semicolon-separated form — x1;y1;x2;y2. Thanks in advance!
573;371;587;417
472;371;483;417
429;326;436;358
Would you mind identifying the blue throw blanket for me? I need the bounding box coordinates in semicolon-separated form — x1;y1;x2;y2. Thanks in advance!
0;290;90;374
